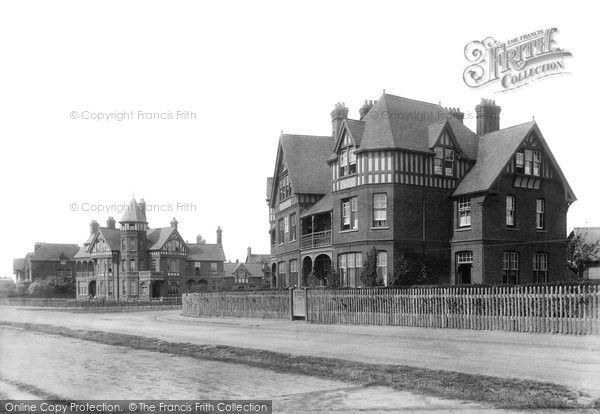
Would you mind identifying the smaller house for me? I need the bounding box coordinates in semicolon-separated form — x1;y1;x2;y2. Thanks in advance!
245;246;272;288
569;227;600;279
14;243;79;285
225;261;266;290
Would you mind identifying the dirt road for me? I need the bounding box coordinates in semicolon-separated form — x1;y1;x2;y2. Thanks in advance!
0;326;487;412
1;307;599;398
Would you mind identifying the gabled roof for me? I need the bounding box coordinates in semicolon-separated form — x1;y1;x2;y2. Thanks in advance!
13;258;25;271
246;253;270;264
427;118;479;161
270;134;334;202
453;121;575;201
73;245;90;259
97;227;121;250
227;262;265;277
146;227;177;250
300;192;332;218
224;262;237;275
344;119;365;147
187;243;226;262
359;94;478;156
571;227;600;245
30;244;80;261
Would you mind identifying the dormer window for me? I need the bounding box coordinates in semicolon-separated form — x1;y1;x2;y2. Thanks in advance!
434;147;454;176
339;147;356;177
279;174;291;201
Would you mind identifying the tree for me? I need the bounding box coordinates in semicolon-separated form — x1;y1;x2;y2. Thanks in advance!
360;247;379;287
306;271;321;288
326;269;341;288
390;253;439;286
567;233;600;279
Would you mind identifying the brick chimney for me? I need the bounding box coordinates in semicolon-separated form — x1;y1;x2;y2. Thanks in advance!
170;217;178;229
216;226;223;247
330;102;349;140
90;219;99;235
359;100;374;119
475;98;501;135
247;246;252;257
446;107;465;124
106;217;116;229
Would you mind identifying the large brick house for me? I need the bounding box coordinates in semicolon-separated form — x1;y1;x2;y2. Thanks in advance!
73;197;227;299
267;93;575;287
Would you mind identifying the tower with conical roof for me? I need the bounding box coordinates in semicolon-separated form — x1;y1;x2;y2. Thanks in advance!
119;197;149;294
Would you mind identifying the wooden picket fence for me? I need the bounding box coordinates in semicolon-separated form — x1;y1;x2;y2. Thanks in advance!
306;284;600;335
182;291;290;319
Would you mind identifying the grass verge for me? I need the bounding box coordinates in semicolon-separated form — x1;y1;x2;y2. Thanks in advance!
1;321;598;409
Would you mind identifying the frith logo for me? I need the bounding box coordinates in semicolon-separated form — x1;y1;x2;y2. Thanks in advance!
463;28;572;92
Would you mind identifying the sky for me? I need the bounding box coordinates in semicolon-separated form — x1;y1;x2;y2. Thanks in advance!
1;0;598;279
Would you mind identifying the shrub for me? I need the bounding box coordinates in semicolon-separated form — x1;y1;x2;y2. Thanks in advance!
360;247;379;287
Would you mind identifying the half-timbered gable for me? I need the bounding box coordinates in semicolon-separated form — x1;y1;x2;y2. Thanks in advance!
267;92;575;288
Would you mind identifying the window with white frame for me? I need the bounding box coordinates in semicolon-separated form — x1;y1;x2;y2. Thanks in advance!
339;132;357;177
533;253;548;283
338;252;362;287
515;151;524;174
533;151;542;176
377;252;388;286
210;262;217;273
279;174;291;201
536;199;545;230
503;252;519;284
458;197;471;227
373;194;387;227
434;147;454;176
289;259;298;286
457;251;473;264
341;197;358;231
506;195;515;227
284;216;289;233
290;213;297;241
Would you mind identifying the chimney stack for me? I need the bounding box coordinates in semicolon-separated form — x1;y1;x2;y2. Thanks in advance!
475;98;501;135
90;219;99;235
446;107;465;124
216;226;223;247
247;246;252;257
196;234;205;244
106;217;116;229
170;217;178;229
330;102;349;140
359;100;374;119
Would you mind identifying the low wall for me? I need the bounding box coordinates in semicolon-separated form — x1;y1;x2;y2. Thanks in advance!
182;291;290;319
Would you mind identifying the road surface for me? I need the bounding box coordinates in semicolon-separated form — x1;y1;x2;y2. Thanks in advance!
1;307;599;398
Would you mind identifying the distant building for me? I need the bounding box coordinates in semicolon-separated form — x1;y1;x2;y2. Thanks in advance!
222;260;265;290
245;246;272;287
267;93;575;287
13;243;79;285
568;227;600;280
71;197;227;299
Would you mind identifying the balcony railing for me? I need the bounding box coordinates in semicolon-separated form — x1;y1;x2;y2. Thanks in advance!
301;230;332;249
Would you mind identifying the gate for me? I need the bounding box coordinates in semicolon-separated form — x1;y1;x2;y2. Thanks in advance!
292;289;306;319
